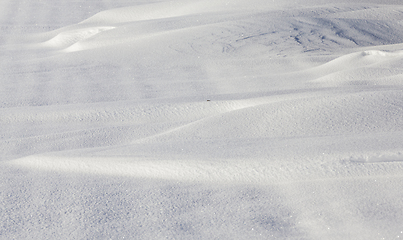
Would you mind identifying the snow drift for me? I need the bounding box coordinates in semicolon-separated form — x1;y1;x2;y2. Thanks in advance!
2;0;403;239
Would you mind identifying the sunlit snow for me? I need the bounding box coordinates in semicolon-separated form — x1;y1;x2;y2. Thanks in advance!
1;0;403;239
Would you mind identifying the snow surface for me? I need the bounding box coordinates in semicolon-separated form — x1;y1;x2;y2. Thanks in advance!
2;0;403;239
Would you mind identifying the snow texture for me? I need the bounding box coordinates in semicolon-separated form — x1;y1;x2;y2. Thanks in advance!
1;0;403;239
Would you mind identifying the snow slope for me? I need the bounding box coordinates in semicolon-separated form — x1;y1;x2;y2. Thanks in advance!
2;0;403;239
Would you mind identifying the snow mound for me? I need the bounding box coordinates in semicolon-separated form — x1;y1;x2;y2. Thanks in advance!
10;150;403;184
310;50;403;86
78;2;206;24
9;155;307;184
41;26;115;51
314;50;403;73
328;6;403;20
136;91;403;143
37;3;403;54
76;0;289;25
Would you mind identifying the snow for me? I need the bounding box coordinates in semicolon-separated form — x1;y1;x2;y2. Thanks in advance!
1;0;403;239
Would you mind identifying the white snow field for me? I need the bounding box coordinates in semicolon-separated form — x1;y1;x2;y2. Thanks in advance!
2;0;403;239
